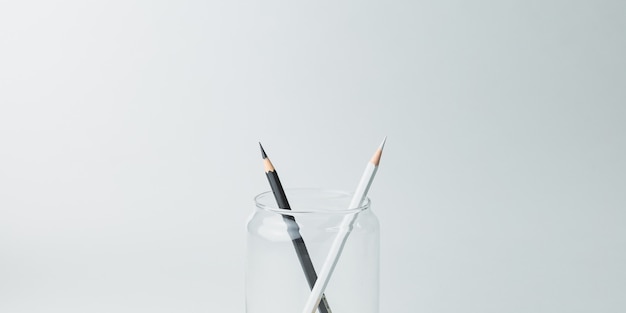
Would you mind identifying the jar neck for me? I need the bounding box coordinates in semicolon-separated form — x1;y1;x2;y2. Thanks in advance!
254;188;371;216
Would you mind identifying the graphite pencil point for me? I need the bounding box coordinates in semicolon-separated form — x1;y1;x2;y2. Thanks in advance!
259;142;268;159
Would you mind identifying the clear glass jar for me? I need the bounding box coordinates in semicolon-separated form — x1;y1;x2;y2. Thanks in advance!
246;188;379;313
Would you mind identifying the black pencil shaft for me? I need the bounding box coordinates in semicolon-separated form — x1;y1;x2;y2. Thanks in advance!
266;171;332;313
283;216;317;288
267;171;290;209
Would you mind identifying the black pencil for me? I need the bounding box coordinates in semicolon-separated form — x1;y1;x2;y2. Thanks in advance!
259;143;332;313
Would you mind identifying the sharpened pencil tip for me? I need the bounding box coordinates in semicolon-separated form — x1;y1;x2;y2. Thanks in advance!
259;143;275;172
371;137;386;166
379;136;387;150
259;142;267;159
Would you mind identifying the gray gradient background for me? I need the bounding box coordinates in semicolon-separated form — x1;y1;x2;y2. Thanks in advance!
1;1;625;312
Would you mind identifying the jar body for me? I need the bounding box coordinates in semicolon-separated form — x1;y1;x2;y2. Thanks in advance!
246;189;379;313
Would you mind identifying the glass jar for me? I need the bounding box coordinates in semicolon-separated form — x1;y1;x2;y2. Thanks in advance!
246;188;379;313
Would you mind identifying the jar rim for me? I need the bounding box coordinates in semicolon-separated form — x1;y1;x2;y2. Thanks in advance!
254;187;371;214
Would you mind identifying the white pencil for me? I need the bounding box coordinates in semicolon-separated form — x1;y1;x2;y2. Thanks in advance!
301;137;387;313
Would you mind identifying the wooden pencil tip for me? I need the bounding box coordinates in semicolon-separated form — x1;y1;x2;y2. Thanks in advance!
371;137;387;166
259;142;275;172
259;142;267;159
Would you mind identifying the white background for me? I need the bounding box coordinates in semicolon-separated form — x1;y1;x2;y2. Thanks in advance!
1;1;625;312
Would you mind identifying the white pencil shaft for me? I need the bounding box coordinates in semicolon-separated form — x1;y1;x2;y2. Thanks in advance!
348;162;377;210
301;162;378;313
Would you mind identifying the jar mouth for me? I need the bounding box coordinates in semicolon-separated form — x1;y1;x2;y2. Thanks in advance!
254;188;371;214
